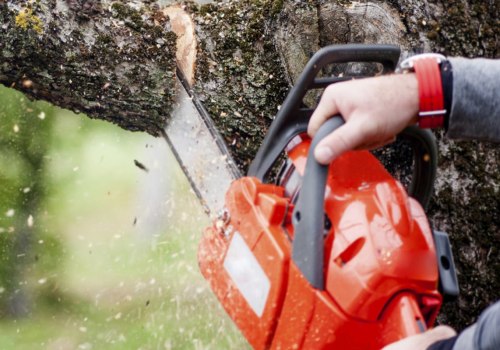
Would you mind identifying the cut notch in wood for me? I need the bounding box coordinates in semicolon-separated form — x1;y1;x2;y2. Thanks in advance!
163;5;197;86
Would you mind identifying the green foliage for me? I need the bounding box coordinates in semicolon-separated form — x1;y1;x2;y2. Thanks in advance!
0;85;247;347
0;86;58;316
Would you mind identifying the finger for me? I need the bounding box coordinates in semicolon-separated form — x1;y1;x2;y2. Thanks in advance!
307;86;340;137
314;119;367;164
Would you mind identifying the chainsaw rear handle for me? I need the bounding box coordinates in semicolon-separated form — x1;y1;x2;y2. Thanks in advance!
292;117;438;289
248;44;401;180
397;126;438;209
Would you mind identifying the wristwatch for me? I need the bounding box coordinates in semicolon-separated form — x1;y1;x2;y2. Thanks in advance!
397;53;447;129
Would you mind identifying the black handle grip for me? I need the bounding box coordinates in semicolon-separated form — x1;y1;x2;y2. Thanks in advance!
397;126;438;209
291;117;344;290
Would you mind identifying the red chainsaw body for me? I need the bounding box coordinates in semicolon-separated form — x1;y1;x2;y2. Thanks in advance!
198;138;441;349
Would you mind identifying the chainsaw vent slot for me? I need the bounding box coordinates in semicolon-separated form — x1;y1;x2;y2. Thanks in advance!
336;237;366;266
278;160;302;202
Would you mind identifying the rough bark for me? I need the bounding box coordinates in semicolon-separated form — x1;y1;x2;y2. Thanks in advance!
0;0;177;136
1;0;499;332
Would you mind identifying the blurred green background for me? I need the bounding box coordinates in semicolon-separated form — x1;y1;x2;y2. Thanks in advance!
0;86;247;349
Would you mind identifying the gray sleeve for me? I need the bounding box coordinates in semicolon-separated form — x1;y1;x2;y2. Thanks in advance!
453;301;500;350
446;58;500;142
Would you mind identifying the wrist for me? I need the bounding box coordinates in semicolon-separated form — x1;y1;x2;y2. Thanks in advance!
395;72;420;126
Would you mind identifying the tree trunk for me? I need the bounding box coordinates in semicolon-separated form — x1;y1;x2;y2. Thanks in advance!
1;0;499;331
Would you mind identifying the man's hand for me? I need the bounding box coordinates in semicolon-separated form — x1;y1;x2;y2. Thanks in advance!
308;73;420;164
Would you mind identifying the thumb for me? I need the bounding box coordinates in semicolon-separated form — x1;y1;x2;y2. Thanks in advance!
314;120;367;164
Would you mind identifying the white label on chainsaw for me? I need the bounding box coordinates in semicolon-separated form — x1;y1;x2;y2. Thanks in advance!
223;232;270;317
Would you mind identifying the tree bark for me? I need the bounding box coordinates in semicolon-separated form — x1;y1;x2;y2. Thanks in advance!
0;0;177;136
1;0;499;332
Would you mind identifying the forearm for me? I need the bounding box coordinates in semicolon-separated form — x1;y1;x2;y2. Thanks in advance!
447;58;500;142
451;301;500;350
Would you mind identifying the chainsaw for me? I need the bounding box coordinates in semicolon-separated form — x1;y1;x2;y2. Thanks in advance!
164;44;459;349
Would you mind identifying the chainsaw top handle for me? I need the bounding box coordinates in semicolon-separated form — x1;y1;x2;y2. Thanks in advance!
248;44;401;180
248;44;438;209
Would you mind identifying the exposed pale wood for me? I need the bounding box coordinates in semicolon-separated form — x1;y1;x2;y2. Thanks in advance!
319;2;411;51
163;5;197;86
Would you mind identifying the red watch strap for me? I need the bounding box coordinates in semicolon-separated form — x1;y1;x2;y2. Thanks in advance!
413;58;445;128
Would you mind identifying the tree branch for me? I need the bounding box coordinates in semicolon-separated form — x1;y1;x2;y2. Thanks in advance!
0;0;177;135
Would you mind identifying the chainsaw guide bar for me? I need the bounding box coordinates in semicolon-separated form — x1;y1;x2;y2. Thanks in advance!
162;71;241;216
